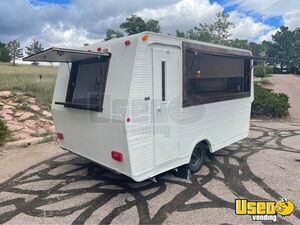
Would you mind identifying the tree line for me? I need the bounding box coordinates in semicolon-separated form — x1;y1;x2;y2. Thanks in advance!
1;12;299;73
0;39;43;66
106;13;300;74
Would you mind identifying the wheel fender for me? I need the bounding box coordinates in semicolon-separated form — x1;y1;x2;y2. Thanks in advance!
188;137;212;159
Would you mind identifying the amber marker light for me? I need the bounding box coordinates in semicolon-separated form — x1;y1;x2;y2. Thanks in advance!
142;34;149;41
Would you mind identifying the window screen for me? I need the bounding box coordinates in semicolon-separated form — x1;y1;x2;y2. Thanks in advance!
183;44;251;107
65;57;110;111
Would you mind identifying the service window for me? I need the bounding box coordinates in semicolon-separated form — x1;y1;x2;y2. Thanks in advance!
65;57;110;112
183;44;251;107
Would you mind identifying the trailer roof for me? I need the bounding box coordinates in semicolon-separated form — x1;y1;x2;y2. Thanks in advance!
147;32;252;56
96;32;253;58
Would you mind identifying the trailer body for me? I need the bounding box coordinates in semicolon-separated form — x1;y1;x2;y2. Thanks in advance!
24;32;254;181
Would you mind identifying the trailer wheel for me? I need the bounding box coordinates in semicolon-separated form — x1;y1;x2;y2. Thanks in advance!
188;143;205;173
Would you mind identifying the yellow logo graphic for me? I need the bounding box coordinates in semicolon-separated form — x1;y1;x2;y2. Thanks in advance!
235;198;295;222
275;199;295;216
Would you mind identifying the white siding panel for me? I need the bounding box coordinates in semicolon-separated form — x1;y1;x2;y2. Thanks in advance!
126;43;155;176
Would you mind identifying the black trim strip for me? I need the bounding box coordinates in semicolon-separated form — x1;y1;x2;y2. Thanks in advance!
55;101;102;112
183;92;251;107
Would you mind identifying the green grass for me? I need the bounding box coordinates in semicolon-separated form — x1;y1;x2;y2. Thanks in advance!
0;63;57;110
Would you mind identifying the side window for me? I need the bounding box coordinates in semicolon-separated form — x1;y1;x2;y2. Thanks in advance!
65;57;110;111
162;61;166;102
183;44;251;107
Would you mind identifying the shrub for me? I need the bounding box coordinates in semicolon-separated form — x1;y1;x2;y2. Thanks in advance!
252;83;290;118
265;66;273;75
259;78;272;85
254;65;273;78
0;118;10;146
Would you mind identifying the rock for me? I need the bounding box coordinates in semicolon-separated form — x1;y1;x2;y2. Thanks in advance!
18;112;34;121
49;125;56;133
3;105;14;110
15;132;32;140
14;111;25;117
30;105;40;112
42;110;52;118
1;109;13;115
0;113;13;121
37;127;47;134
0;102;4;106
23;127;36;134
5;137;44;149
28;98;36;103
0;91;13;98
8;100;18;106
23;119;37;128
6;122;23;131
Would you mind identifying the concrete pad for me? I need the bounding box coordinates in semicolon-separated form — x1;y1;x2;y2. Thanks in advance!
0;119;299;224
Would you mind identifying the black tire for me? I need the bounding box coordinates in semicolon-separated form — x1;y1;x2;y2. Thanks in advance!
188;143;205;173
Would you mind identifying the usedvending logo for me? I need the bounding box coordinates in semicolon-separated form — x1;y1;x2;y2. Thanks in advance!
235;198;295;222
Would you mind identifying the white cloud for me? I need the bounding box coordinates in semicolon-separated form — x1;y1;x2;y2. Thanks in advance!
228;0;300;29
39;23;103;48
137;0;277;42
0;0;298;50
229;11;275;41
283;11;300;30
257;28;279;43
136;0;223;33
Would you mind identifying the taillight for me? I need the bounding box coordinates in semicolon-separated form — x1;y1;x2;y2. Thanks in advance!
56;132;64;140
124;40;131;46
111;151;123;162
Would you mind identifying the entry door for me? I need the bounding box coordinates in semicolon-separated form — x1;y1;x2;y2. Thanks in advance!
153;47;180;166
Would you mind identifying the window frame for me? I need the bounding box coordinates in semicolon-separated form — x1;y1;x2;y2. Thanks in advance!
182;42;252;107
63;56;111;112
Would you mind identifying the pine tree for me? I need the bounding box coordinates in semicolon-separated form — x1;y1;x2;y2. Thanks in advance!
25;39;43;65
7;40;23;66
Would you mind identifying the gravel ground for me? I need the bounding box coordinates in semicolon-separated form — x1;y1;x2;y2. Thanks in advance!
265;74;300;122
0;74;299;225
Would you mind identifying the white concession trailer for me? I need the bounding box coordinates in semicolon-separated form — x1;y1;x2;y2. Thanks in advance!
24;32;254;182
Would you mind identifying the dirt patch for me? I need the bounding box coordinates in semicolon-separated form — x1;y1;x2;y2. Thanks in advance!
0;142;63;183
267;75;300;122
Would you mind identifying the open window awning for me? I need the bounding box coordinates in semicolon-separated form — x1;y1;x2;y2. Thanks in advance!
182;42;267;61
23;47;110;63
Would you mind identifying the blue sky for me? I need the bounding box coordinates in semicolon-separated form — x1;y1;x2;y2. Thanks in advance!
31;0;70;5
34;0;284;28
1;0;299;49
210;0;284;27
